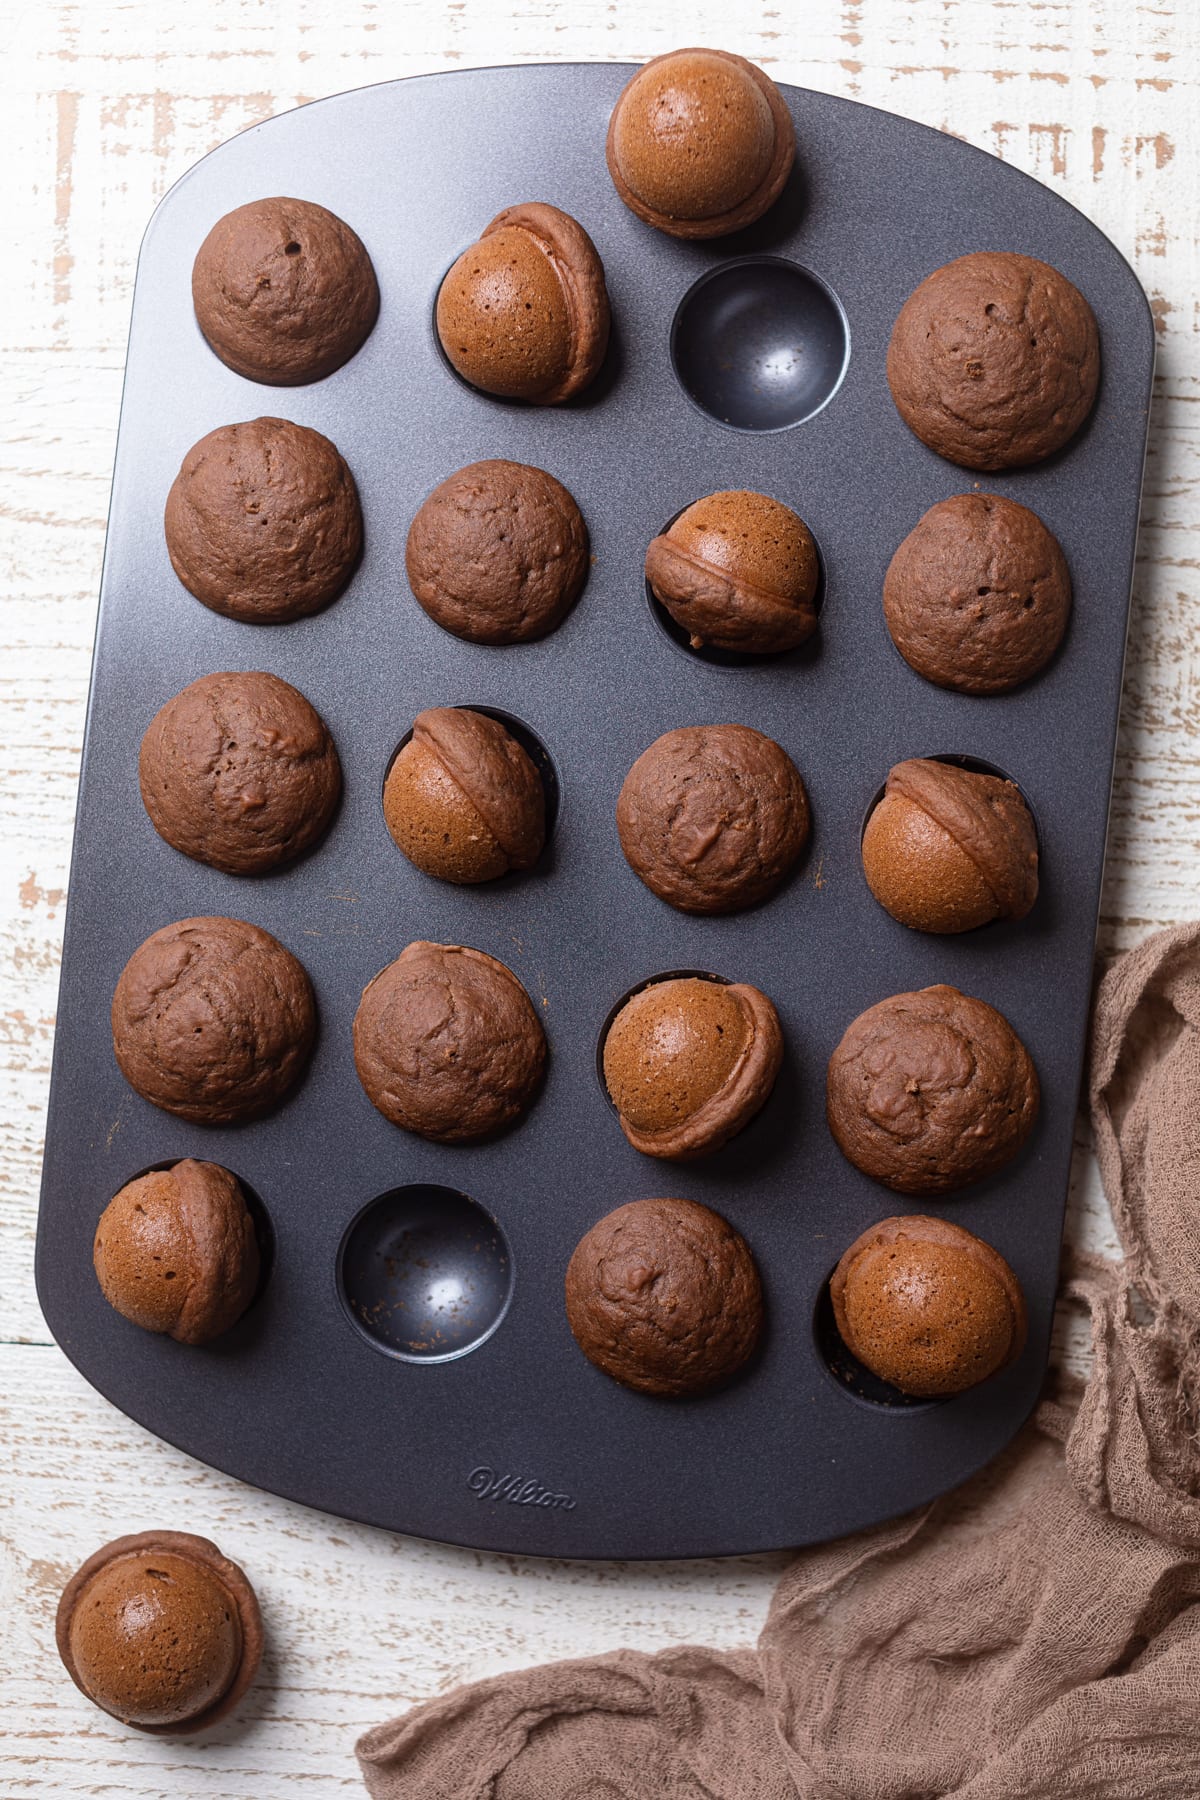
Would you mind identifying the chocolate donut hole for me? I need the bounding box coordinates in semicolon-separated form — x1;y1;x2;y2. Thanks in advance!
860;755;1039;851
645;502;825;669
594;969;731;1103
109;1159;276;1317
859;754;1040;934
430;208;611;407
383;706;560;861
812;1273;941;1411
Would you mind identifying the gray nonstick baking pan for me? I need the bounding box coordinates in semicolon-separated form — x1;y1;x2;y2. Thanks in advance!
36;64;1153;1557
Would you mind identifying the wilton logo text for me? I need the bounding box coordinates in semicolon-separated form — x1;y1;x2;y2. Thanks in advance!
467;1466;576;1510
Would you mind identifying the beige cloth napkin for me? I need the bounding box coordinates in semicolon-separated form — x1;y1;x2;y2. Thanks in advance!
357;925;1200;1799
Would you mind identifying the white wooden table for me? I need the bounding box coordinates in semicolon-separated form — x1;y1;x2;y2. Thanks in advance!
2;2;1196;1792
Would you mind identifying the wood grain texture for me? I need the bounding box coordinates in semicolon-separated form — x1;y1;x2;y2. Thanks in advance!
1;0;1197;1791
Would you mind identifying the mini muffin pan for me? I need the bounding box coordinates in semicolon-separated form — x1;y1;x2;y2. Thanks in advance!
36;65;1153;1557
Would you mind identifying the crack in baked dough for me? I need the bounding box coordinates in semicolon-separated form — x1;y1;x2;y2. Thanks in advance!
354;943;545;1142
113;919;315;1121
567;1198;761;1392
828;986;1038;1193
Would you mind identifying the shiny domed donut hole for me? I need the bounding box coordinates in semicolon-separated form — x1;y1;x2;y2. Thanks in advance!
429;254;499;403
337;1185;513;1363
812;1271;941;1412
859;753;1039;857
113;1158;275;1311
429;253;618;407
645;504;826;670
381;705;560;847
671;256;849;432
594;968;731;1106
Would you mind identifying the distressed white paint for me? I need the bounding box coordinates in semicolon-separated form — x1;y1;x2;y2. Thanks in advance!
1;0;1197;1791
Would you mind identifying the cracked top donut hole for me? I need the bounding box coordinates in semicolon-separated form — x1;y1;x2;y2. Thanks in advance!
164;417;362;625
564;1196;763;1395
883;492;1071;694
616;723;810;914
825;983;1040;1194
886;250;1100;469
406;458;588;645
191;196;379;385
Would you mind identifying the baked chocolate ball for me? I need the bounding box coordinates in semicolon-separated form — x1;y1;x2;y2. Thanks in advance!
191;196;378;384
606;48;795;238
139;672;341;875
646;490;819;654
93;1160;260;1344
436;202;610;403
862;759;1038;933
111;917;316;1125
406;460;588;645
883;493;1071;694
565;1197;763;1395
826;985;1039;1194
353;942;546;1143
887;251;1100;469
617;723;809;914
831;1215;1027;1398
56;1531;263;1732
165;417;362;625
383;707;545;884
603;976;782;1160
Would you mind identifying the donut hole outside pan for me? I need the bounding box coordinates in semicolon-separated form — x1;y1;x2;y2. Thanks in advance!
106;1159;276;1321
381;705;561;867
645;501;827;672
336;1185;513;1363
858;753;1042;928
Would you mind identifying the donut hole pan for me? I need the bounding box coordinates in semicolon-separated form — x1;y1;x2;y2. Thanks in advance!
35;66;1154;1558
670;256;850;431
337;1185;513;1362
